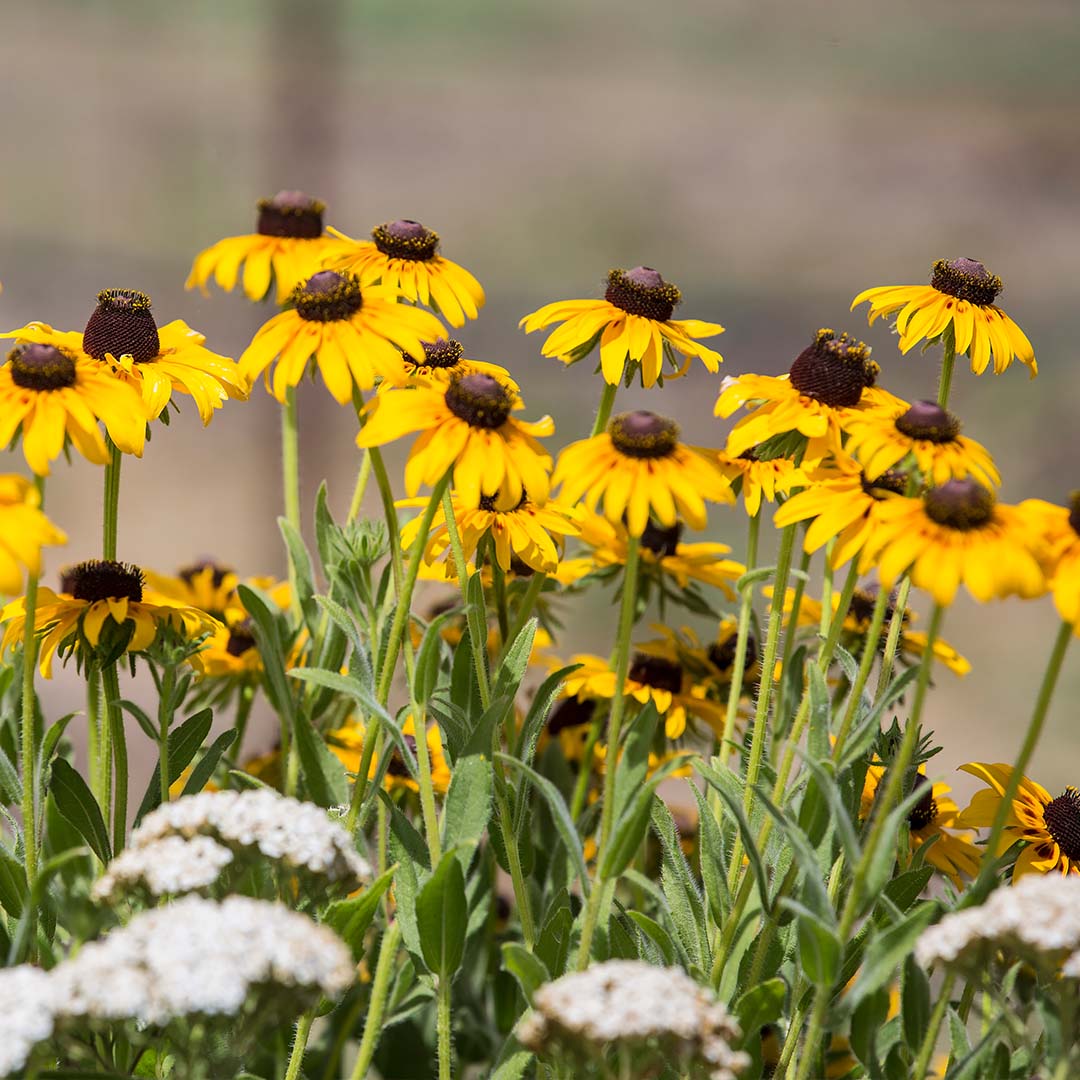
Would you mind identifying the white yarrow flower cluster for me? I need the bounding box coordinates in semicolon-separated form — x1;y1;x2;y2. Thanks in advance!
517;960;749;1080
0;966;58;1077
91;835;235;904
917;874;1080;971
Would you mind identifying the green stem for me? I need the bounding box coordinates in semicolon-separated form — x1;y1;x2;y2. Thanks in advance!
491;557;510;651
569;700;605;821
590;381;618;438
349;922;402;1080
718;512;760;766
231;682;255;763
792;992;829;1080
158;664;176;806
937;324;957;409
833;581;891;757
875;577;911;697
282;387;302;619
413;704;442;867
284;1010;314;1080
913;971;955;1080
86;664;102;811
20;481;44;897
347;449;373;524
773;544;812;736
773;1003;805;1077
103;436;121;560
437;973;453;1080
103;663;128;853
371;447;404;594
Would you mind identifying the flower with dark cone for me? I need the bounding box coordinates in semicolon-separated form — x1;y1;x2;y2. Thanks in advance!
0;341;149;475
715;328;905;464
958;764;1080;879
323;218;485;328
852;257;1036;378
186;190;337;304
710;443;811;517
0;475;66;595
553;411;732;537
0;559;221;677
520;266;724;388
357;373;554;507
240;270;447;406
387;338;519;393
324;716;451;795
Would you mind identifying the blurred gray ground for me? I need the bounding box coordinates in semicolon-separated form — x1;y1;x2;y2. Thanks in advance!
2;0;1079;802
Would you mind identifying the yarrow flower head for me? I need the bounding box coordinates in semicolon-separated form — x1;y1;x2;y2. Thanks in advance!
852;257;1036;378
520;266;725;388
0;475;67;596
91;834;235;906
0;965;58;1078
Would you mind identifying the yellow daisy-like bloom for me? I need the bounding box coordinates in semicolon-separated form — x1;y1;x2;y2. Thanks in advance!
553;411;732;537
715;329;905;464
520;266;724;389
186;191;337;304
0;560;221;677
957;763;1080;879
0;342;149;475
6;288;246;426
860;479;1048;606
861;765;980;887
323;219;485;329
357;373;554;506
710;445;811;517
851;257;1036;378
384;337;518;394
553;510;743;600
643;621;760;690
1019;495;1080;634
400;487;578;576
327;715;452;796
842;398;1000;489
240;270;446;406
0;475;67;595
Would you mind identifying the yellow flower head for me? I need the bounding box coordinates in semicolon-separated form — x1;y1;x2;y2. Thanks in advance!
357;373;554;506
0;475;67;595
240;270;447;406
0;341;149;475
842;398;1000;490
1019;495;1080;634
553;411;732;537
957;763;1080;880
710;445;811;517
519;266;724;388
715;329;904;464
323;219;485;329
860;479;1048;606
327;715;452;796
851;257;1035;378
186;190;337;304
1;559;221;677
385;337;518;393
637;622;760;697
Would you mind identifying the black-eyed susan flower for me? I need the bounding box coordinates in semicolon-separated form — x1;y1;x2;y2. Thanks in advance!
326;716;452;796
710;444;811;517
0;342;148;474
0;560;221;677
851;257;1036;378
861;766;980;887
357;373;553;506
860;479;1048;606
186;190;336;304
324;219;485;329
240;270;447;406
400;487;579;576
957;763;1080;879
388;337;518;393
0;475;66;595
842;399;1000;489
553;411;732;537
1020;494;1080;634
715;329;904;464
519;267;724;388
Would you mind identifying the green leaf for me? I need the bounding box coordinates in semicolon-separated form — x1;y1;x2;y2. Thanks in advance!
463;571;490;697
39;713;75;775
416;852;467;978
181;729;237;796
806;663;831;761
119;697;158;742
441;755;493;871
797;913;841;987
517;663;582;768
50;758;110;863
536;890;574;978
600;785;658;880
279;517;317;626
378;789;431;871
734;978;786;1040
0;847;28;918
489;1049;533;1080
652;800;709;970
901;954;931;1051
135;707;214;823
690;782;730;926
736;565;780;592
292;709;350;808
611;702;659;825
493;618;537;707
501;941;549;1003
845;903;938;1011
413;611;455;704
0;749;18;807
628;911;678;965
324;864;397;960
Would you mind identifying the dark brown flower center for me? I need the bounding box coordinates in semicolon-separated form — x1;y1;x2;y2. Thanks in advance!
226;619;257;657
861;469;908;500
849;585;897;628
407;339;465;371
609;411;679;459
546;696;597;735
372;219;440;261
83;289;160;363
708;632;758;676
930;258;1002;307
63;559;144;603
479;489;528;513
894;400;961;443
387;735;418;778
1068;492;1080;538
923;479;995;531
256;190;325;239
604;267;681;322
179;560;233;590
445;374;512;430
640;519;683;558
788;328;879;408
1043;787;1080;861
907;774;938;832
293;271;363;322
628;654;683;694
8;344;77;391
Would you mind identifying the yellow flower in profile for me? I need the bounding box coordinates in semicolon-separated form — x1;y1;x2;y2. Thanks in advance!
386;338;518;393
0;342;148;475
186;191;336;304
860;479;1048;606
0;560;221;677
327;716;452;795
861;765;980;888
241;270;446;405
1019;495;1080;635
715;329;905;464
553;411;732;537
0;475;67;595
851;257;1036;378
519;266;724;388
357;373;554;507
957;763;1080;879
842;398;1000;489
710;445;811;517
400;488;579;575
324;219;485;329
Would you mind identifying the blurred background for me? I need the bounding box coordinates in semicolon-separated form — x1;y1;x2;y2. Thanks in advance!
2;0;1079;799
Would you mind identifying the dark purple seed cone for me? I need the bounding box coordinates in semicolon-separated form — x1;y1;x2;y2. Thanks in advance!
895;400;961;443
293;271;363;322
608;411;679;459
907;774;938;831
256;190;325;239
1044;787;1080;861
226;620;257;657
9;344;77;391
83;289;160;363
546;696;597;735
63;560;144;603
445;374;512;429
708;631;758;675
640;519;684;558
930;257;1002;307
923;479;995;531
372;219;440;261
628;654;683;694
408;339;464;369
788;328;877;408
605;267;681;321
